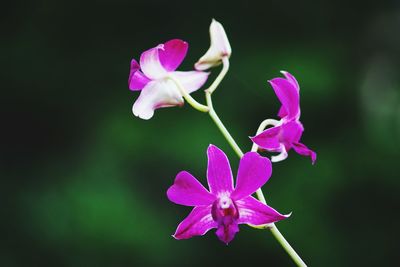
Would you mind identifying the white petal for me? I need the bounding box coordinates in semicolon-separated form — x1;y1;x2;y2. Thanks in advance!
194;61;216;71
132;79;183;120
210;19;231;55
172;71;209;93
139;45;168;80
195;19;231;71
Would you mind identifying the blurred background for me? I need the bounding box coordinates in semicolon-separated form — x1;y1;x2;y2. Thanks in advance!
1;0;400;266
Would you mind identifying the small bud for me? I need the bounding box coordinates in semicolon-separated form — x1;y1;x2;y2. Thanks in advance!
195;19;232;71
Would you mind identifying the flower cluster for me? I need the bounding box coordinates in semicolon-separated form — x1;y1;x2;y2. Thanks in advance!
128;19;316;249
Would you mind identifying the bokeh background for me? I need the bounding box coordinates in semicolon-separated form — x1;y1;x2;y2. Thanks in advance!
2;0;400;266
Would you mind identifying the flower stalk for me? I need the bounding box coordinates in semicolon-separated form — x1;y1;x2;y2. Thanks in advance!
205;90;243;158
206;57;230;94
167;75;210;113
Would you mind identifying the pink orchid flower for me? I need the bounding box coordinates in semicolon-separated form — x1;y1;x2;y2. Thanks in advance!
167;145;288;244
251;71;317;164
128;39;209;120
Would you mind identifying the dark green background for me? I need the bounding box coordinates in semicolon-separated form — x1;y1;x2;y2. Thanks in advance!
2;0;399;266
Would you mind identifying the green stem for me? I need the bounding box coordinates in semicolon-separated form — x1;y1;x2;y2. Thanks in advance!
204;89;307;267
167;75;209;113
205;91;243;158
206;57;230;94
269;226;307;267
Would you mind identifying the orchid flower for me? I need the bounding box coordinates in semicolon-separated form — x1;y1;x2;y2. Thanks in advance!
251;71;317;164
167;145;288;244
195;19;231;71
128;39;209;120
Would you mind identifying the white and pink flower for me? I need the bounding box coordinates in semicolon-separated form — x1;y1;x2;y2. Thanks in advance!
129;39;209;119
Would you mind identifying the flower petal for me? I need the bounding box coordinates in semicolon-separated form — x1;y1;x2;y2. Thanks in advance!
210;19;231;56
195;19;231;71
250;125;282;151
281;71;300;92
236;196;289;226
173;206;217;240
132;79;183;120
159;39;188;72
140;45;167;80
280;120;304;150
206;145;234;195
215;221;239;244
231;152;272;200
292;142;317;164
128;59;150;91
277;105;288;118
167;171;215;206
172;71;209;93
269;77;300;120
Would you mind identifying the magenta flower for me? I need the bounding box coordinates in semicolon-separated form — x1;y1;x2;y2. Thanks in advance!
251;71;317;164
128;39;209;120
167;145;288;244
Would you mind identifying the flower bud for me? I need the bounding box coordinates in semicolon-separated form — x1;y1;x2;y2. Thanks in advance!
195;19;231;71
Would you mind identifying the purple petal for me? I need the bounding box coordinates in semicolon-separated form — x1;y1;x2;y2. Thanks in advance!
140;45;167;80
159;39;188;72
250;125;282;151
132;79;183;120
231;152;272;200
281;71;300;92
277;105;288;118
172;71;209;93
269;77;300;120
211;196;239;244
128;59;150;91
292;142;317;164
167;171;215;206
215;220;239;244
280;120;304;150
206;145;234;195
236;196;289;226
173;206;217;240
